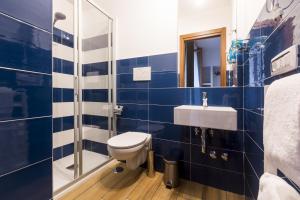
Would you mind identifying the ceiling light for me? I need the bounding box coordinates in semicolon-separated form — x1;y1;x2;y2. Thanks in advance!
194;0;205;7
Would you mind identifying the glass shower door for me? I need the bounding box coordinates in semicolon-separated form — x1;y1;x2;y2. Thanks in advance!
52;0;114;194
77;0;113;176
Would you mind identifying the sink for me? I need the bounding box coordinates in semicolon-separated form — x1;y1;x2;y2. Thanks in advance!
174;105;237;131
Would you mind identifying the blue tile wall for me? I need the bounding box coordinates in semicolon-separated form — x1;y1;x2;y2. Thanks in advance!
0;158;52;200
83;89;108;102
0;0;52;32
83;115;108;130
0;15;52;74
83;140;109;156
0;2;52;199
0;69;52;121
239;1;300;199
53;116;74;133
117;52;244;194
53;28;74;48
82;62;108;76
53;58;74;75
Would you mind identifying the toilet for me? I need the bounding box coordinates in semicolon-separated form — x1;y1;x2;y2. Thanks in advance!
107;132;151;170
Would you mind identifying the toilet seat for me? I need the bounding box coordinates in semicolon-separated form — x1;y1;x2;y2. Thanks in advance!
108;132;148;149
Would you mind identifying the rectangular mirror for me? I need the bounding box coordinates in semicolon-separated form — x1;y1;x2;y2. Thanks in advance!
178;0;238;87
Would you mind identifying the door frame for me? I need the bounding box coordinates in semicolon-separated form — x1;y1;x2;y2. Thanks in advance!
179;27;227;87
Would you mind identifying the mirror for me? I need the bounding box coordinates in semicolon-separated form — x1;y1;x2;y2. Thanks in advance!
178;0;238;87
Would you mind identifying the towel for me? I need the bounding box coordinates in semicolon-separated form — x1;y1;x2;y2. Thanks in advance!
258;173;300;200
263;73;300;186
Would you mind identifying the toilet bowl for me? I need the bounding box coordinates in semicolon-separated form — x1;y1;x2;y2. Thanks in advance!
107;132;151;170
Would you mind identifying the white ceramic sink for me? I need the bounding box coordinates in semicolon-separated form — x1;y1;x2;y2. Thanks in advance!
174;105;237;131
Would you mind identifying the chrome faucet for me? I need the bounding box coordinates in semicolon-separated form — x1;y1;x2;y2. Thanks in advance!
202;92;208;107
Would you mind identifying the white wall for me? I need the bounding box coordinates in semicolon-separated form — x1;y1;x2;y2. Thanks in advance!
178;0;233;51
235;0;266;39
94;0;178;59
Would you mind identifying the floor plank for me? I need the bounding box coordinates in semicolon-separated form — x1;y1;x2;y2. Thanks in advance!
57;160;245;200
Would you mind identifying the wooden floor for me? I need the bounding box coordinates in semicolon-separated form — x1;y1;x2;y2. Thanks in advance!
57;160;244;200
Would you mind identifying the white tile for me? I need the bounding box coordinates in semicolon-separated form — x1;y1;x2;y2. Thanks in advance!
81;75;109;89
82;102;111;117
83;127;109;144
53;150;109;191
53;102;74;118
53;129;74;148
53;43;74;62
53;72;74;89
82;48;108;64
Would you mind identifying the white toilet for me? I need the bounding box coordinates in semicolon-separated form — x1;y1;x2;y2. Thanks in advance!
107;132;151;170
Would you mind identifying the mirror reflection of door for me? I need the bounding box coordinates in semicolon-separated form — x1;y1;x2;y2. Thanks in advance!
180;28;226;87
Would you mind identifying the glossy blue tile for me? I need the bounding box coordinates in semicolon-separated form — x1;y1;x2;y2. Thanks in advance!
83;115;108;130
248;48;264;86
0;117;51;176
0;15;52;74
149;53;177;72
191;129;243;151
237;66;244;86
117;73;149;88
53;116;74;132
0;69;51;121
190;87;243;108
152;138;190;162
245;173;259;200
244;158;260;199
53;88;62;102
63;116;74;131
149;122;190;143
244;110;263;147
149;88;190;105
150;72;178;88
53;147;62;161
191;145;243;173
117;118;148;133
62;59;74;75
0;158;52;200
0;0;52;32
53;28;61;43
83;139;92;151
244;87;264;114
117;89;148;104
117;58;137;74
61;31;74;48
191;163;244;194
83;89;108;102
91;141;108;155
63;89;74;102
136;56;149;67
62;143;74;157
149;105;174;123
53;88;73;102
245;179;255;200
119;103;148;120
82;62;108;76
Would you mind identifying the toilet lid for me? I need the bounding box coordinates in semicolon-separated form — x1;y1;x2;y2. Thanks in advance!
108;132;148;149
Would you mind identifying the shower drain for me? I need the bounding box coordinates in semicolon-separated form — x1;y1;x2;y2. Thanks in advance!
66;164;75;170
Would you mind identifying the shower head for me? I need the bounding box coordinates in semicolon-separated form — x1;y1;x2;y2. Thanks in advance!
53;12;66;25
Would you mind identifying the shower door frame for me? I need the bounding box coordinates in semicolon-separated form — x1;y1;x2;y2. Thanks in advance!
53;0;116;196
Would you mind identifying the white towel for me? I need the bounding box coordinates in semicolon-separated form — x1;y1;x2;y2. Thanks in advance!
258;173;300;200
264;73;300;186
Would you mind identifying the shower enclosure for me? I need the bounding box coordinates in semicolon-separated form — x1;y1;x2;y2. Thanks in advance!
52;0;115;193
